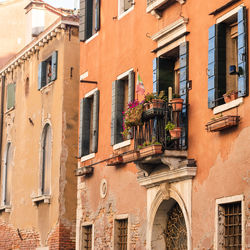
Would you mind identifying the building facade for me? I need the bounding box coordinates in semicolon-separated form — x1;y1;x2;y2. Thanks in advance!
77;0;250;249
0;7;79;250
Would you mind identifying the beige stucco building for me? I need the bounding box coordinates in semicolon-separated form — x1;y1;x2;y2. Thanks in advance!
0;6;79;249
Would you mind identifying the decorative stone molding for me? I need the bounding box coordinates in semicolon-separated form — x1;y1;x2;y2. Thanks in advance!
32;195;51;205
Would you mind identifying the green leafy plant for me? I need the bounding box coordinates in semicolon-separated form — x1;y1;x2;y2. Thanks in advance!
172;93;181;98
165;121;175;131
144;93;155;103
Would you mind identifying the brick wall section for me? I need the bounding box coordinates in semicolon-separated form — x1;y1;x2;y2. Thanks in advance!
0;220;40;250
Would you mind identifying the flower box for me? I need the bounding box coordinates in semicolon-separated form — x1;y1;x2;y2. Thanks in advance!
223;91;238;103
139;144;163;158
107;155;123;166
122;151;140;163
149;99;165;109
206;115;240;132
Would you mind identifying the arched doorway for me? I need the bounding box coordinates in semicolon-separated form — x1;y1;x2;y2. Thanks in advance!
151;198;187;250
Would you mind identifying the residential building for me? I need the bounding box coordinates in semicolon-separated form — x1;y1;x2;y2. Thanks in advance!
77;0;250;249
0;2;79;248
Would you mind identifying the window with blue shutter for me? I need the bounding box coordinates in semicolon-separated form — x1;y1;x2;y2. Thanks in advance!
79;90;100;157
207;6;248;108
80;0;101;41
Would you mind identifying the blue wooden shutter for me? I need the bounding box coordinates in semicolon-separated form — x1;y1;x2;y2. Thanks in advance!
238;6;248;97
86;0;93;39
95;0;100;32
111;80;124;145
153;58;159;93
79;0;86;41
128;70;135;103
179;42;188;149
38;61;46;90
51;51;58;81
208;25;217;108
92;90;99;153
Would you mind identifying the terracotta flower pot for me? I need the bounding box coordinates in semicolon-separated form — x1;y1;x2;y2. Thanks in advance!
169;127;182;139
149;99;165;109
139;145;162;158
223;92;238;103
171;98;183;111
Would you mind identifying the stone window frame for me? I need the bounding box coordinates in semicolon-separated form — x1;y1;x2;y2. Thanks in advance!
113;214;130;250
214;194;245;249
80;222;94;250
118;0;135;20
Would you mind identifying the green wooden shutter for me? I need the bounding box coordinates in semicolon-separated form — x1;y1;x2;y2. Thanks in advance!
111;80;124;145
79;0;86;41
95;0;100;32
179;42;188;149
38;61;46;90
238;6;248;97
81;98;91;156
86;0;93;40
128;70;135;103
7;83;16;110
92;90;99;153
208;25;217;108
153;58;159;93
51;51;58;81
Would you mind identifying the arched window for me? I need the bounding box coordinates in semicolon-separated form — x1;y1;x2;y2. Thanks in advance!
2;142;12;205
40;124;52;195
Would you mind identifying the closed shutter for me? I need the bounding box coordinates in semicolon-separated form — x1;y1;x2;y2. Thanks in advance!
153;57;159;93
238;6;248;97
38;61;46;90
80;98;91;156
92;90;99;153
86;0;93;40
111;80;124;145
79;0;86;41
128;70;135;103
51;51;58;81
7;83;16;110
208;25;217;108
95;0;100;32
179;42;188;149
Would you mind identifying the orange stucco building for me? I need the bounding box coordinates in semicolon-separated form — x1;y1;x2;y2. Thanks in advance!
77;0;250;249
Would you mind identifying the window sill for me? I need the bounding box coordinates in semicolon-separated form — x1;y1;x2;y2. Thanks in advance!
85;32;99;44
5;107;15;114
118;6;134;20
40;81;55;92
81;153;95;162
113;140;131;150
32;195;51;206
213;97;243;115
0;205;11;213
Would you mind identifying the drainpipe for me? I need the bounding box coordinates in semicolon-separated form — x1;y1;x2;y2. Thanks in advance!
0;75;5;170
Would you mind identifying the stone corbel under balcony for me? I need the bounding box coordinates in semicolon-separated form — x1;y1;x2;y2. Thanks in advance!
136;150;196;187
32;195;51;206
147;0;186;19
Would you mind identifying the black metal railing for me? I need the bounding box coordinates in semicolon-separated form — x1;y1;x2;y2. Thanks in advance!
134;103;188;151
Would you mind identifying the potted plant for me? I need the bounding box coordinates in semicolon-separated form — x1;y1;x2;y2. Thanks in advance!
165;121;182;139
150;91;167;109
144;92;155;110
122;100;144;138
170;93;183;111
223;90;238;103
138;138;162;158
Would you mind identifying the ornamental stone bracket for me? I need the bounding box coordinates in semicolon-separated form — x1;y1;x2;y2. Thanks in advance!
136;150;196;187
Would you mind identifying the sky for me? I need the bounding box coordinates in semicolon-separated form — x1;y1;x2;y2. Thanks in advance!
43;0;79;9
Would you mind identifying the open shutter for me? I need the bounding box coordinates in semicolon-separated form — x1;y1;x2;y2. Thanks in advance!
86;0;93;40
153;58;159;93
7;83;15;110
51;51;58;81
95;0;100;32
208;25;217;108
79;0;86;41
92;90;99;153
128;70;135;103
238;6;248;97
111;80;124;145
38;61;46;90
79;99;84;157
80;98;91;156
179;42;188;149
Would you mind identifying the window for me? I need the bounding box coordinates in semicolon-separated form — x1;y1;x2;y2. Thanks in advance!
1;143;12;206
38;51;58;90
79;89;100;157
119;0;134;16
40;124;52;195
81;225;93;250
6;83;16;110
111;70;135;146
217;201;242;249
208;6;247;108
114;218;128;250
79;0;100;41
